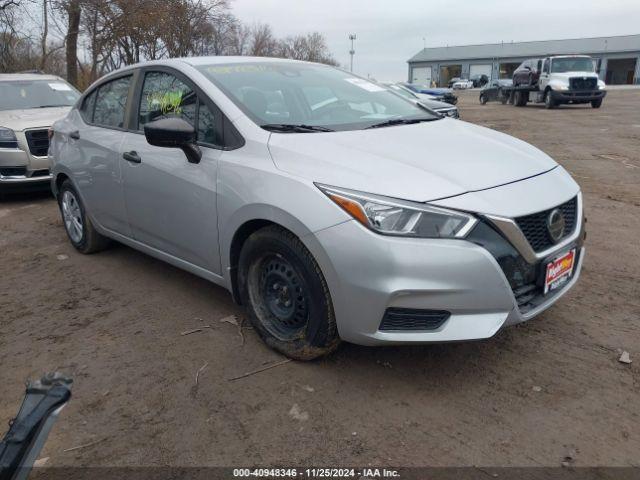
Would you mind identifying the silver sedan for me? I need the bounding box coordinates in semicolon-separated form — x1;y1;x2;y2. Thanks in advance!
50;57;585;360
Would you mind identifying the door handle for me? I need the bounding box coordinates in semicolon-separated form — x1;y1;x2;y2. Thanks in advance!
122;151;141;164
69;131;80;140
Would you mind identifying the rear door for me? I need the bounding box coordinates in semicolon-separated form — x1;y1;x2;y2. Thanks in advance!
73;74;133;235
120;68;224;273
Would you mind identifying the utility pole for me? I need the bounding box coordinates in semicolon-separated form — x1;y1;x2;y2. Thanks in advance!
349;34;356;72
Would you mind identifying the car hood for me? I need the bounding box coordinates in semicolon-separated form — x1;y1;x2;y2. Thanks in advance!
0;106;72;131
268;119;557;202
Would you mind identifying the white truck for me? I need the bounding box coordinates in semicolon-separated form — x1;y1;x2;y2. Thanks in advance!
508;55;607;109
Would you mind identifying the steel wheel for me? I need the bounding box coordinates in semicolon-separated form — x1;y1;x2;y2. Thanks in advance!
251;253;309;341
61;190;83;243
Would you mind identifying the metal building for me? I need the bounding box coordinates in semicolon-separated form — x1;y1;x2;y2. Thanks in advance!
407;34;640;87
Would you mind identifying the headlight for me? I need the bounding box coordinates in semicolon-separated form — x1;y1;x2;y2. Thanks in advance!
0;127;18;149
317;185;477;238
555;84;569;91
598;81;606;90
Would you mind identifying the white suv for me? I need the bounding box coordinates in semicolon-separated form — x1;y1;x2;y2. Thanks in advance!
0;73;80;194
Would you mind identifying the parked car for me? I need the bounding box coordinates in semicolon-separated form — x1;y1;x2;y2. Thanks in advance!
447;77;462;88
50;57;585;360
451;78;474;90
479;79;513;104
513;58;542;87
382;83;460;118
470;74;489;88
0;73;79;195
403;83;458;105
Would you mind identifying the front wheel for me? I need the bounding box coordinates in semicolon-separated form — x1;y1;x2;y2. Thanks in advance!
238;225;340;360
544;90;557;109
58;180;110;254
479;94;487;105
591;98;603;108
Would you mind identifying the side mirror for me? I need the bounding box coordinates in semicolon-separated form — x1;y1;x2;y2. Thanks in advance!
143;117;202;164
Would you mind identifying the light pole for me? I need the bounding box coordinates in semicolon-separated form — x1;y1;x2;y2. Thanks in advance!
349;34;357;72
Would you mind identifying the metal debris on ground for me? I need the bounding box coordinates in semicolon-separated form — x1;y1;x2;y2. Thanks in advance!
532;386;542;392
56;254;68;261
228;359;292;381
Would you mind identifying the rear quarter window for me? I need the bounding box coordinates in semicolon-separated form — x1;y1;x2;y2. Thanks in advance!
80;90;97;123
93;76;132;129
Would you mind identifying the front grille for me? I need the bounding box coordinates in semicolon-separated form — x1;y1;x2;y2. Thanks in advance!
515;197;577;253
379;308;450;331
24;129;49;157
569;77;597;90
0;167;27;177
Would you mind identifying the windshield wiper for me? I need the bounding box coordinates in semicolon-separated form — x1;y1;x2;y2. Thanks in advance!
261;124;335;133
35;104;70;108
365;117;440;129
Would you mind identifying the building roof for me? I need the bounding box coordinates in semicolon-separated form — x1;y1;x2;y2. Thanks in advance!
408;34;640;63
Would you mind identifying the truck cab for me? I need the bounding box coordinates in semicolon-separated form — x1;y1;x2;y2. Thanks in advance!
537;55;606;108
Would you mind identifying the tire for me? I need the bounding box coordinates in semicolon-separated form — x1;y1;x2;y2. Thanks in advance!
544;90;557;109
500;91;508;105
238;225;340;360
514;90;527;107
479;94;487;105
591;98;603;108
57;179;110;254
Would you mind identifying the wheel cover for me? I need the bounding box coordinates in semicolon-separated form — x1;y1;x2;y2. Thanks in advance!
254;254;309;340
61;190;83;243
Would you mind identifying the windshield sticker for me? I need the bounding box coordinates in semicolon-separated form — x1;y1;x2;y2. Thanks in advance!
147;91;184;115
344;78;386;92
48;82;72;91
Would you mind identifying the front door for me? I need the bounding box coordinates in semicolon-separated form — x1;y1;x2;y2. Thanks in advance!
120;70;223;274
539;58;551;91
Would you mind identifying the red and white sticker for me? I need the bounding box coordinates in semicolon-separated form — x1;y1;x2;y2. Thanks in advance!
544;249;576;294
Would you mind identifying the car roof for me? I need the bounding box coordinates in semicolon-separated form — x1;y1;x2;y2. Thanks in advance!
0;73;65;82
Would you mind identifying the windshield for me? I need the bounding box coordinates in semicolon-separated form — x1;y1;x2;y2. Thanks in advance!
0;79;79;111
197;62;438;131
551;58;594;73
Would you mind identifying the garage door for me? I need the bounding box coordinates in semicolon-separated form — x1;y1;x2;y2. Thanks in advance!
411;67;432;86
470;64;493;80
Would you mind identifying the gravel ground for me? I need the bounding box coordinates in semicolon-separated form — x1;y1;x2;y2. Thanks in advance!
1;88;639;468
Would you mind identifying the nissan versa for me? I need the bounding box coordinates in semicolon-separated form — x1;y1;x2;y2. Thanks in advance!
49;57;585;360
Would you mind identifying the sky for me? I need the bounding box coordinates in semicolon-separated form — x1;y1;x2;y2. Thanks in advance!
231;0;640;81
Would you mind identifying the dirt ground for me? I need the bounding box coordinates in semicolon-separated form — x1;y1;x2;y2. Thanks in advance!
1;88;639;468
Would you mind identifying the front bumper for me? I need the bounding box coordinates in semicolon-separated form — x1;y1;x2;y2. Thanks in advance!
313;203;584;346
551;89;606;103
0;129;52;189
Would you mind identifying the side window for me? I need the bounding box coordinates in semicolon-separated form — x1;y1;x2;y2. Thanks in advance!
543;59;550;74
80;90;97;123
93;76;131;128
138;72;196;129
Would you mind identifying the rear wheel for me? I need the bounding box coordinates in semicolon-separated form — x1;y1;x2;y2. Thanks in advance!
514;90;528;107
238;225;339;360
58;180;110;254
479;94;487;105
591;98;603;108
